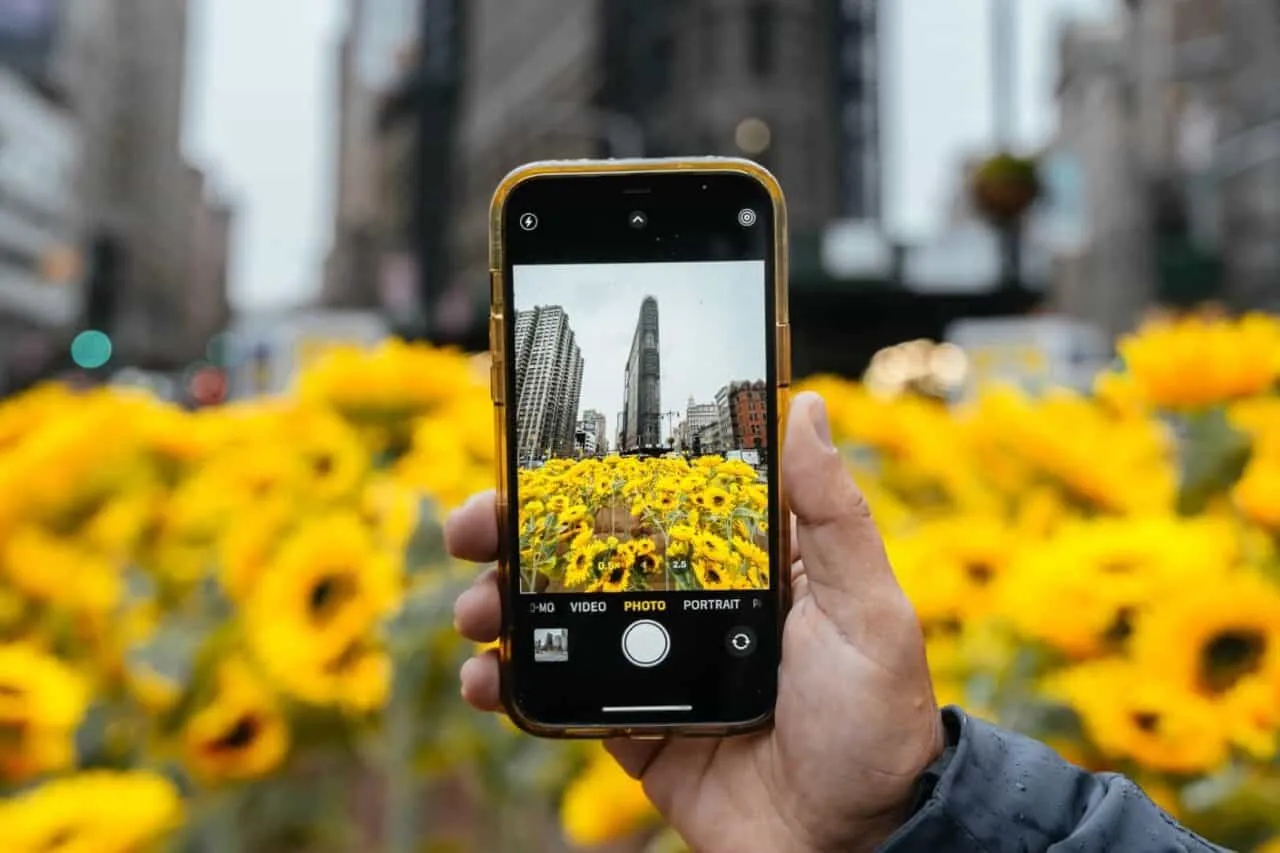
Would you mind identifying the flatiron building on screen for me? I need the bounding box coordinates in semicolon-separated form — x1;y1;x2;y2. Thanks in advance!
620;296;661;452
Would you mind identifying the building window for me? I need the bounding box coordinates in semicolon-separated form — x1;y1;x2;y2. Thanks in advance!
748;0;775;78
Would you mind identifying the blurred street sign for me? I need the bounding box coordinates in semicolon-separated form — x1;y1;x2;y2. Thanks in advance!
1034;149;1088;254
903;225;1052;294
378;251;420;316
945;315;1110;399
821;220;892;279
226;310;390;398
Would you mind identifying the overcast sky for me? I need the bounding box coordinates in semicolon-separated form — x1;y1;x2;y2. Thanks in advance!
186;0;1117;312
514;262;767;436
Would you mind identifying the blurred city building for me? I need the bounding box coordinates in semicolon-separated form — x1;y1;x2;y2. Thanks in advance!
578;408;607;456
324;0;418;313
678;397;720;454
445;0;883;332
512;305;584;462
0;0;81;391
59;0;230;370
322;0;464;344
1051;0;1280;335
182;164;234;353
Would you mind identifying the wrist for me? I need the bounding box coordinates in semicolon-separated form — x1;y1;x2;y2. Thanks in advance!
802;710;951;853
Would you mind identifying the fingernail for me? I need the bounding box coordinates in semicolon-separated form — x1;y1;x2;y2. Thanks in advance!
809;396;834;450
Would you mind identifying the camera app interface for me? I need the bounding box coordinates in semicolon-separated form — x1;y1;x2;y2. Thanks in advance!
512;260;771;599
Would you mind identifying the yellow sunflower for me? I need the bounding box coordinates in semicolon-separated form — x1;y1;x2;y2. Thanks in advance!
284;407;370;503
183;657;289;784
264;639;392;713
591;554;631;593
560;744;659;848
1234;431;1280;531
0;770;183;853
1117;312;1280;410
0;527;120;616
1047;660;1229;775
1129;573;1280;758
360;476;420;551
217;498;297;603
245;513;402;676
998;516;1240;660
0;644;89;783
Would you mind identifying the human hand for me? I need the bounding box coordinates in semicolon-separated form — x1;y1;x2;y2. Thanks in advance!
446;392;943;853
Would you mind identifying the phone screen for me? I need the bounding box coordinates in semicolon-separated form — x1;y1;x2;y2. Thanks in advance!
496;168;785;731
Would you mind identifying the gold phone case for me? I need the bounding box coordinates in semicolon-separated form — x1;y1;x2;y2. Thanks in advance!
488;157;792;739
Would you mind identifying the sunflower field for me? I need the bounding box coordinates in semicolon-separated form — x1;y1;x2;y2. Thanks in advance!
0;313;1276;852
517;455;770;595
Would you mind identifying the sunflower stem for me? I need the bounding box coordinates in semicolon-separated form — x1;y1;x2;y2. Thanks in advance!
384;653;424;853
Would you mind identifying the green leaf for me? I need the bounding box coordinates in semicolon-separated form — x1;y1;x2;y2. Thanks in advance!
1176;409;1253;514
121;565;157;606
405;499;448;572
126;622;203;696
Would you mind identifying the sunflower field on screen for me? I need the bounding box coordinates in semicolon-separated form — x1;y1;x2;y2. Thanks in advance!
0;314;1276;852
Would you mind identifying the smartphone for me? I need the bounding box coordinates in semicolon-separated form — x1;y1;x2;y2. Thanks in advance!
488;157;791;737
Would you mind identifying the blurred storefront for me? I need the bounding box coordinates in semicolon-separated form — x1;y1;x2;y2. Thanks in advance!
322;0;467;347
1050;1;1280;337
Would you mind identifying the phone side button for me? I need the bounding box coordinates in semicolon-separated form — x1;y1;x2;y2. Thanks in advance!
490;361;504;405
489;312;503;353
777;322;792;387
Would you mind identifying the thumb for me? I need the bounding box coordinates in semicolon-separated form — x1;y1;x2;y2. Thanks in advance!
782;392;906;639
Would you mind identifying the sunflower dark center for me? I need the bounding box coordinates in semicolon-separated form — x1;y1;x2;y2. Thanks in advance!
704;566;723;585
965;562;995;586
606;564;627;584
1199;629;1266;695
1103;607;1136;646
925;617;963;640
313;454;335;476
41;827;78;851
210;715;261;752
1132;711;1160;733
309;574;356;622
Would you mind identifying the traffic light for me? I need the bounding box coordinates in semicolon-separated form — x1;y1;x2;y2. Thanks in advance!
84;233;121;332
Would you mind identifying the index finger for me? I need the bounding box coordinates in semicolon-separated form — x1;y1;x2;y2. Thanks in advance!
444;490;500;564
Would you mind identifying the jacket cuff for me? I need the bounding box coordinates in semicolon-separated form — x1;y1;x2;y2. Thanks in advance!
878;706;1219;853
880;706;1058;851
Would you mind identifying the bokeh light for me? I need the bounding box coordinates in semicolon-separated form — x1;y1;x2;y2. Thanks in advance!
70;330;113;369
187;365;228;406
734;117;772;155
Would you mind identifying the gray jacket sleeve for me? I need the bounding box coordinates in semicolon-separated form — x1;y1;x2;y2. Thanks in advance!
879;707;1230;852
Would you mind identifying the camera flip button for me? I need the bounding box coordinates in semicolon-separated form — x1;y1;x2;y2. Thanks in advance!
621;620;670;668
726;626;757;658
